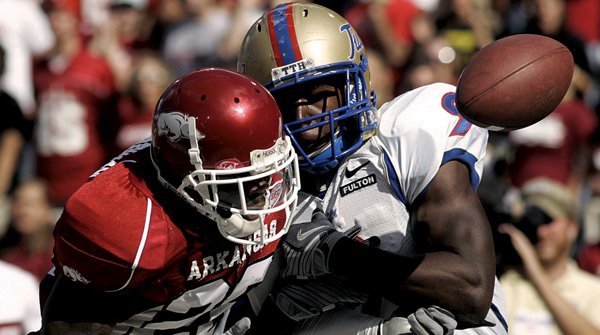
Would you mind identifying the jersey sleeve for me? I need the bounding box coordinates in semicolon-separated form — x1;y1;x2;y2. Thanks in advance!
376;82;488;205
52;166;172;292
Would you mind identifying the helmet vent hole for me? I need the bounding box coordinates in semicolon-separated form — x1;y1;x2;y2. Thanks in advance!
255;88;260;93
234;97;240;103
302;9;308;17
257;24;262;32
200;95;206;101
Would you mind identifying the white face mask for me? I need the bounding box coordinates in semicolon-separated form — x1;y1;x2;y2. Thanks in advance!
153;116;301;245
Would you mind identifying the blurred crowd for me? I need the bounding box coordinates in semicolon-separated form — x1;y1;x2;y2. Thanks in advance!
0;0;600;332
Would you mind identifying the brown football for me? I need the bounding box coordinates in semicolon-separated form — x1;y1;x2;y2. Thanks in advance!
456;34;574;131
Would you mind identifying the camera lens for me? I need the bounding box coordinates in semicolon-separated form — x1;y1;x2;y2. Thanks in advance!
518;205;554;244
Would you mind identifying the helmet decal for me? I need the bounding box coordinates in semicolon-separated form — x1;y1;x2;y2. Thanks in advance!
157;112;204;143
340;23;364;60
267;4;302;66
215;159;243;170
271;58;314;82
269;179;283;206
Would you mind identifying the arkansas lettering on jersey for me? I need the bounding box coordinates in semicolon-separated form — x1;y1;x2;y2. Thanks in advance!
45;139;286;334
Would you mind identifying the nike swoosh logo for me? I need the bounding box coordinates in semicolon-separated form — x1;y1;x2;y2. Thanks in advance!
296;226;328;241
345;161;370;178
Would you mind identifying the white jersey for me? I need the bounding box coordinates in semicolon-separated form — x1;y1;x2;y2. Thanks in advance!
0;260;42;334
0;0;54;115
289;83;508;334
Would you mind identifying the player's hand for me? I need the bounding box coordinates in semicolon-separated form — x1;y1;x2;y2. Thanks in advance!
281;209;360;279
408;306;457;335
223;317;251;335
379;316;412;334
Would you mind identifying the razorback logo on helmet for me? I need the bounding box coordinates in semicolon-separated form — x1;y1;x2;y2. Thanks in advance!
269;178;284;206
340;23;363;60
157;112;206;142
215;159;243;170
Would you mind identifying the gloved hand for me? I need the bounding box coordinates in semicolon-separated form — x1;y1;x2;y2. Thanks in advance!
281;209;360;279
223;317;251;335
408;305;457;335
376;317;412;335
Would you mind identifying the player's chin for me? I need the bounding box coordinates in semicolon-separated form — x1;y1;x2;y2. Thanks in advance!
242;214;260;221
299;127;327;141
299;130;332;152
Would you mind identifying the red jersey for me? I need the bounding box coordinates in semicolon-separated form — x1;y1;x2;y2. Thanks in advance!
34;48;116;205
43;140;285;334
509;98;598;187
112;97;153;155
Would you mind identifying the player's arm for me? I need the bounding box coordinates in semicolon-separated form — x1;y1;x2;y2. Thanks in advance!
399;160;494;322
38;273;117;335
282;161;494;326
334;161;493;325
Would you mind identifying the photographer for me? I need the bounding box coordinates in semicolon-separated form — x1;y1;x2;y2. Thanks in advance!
498;178;600;335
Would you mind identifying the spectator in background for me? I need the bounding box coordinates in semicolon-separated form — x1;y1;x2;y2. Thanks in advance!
365;48;394;108
1;179;56;282
33;0;117;207
433;0;500;80
520;0;593;98
401;35;462;91
498;178;600;335
565;0;600;66
144;0;189;53
565;0;600;94
578;241;600;276
0;0;55;118
0;260;41;334
162;0;233;76
507;82;597;195
216;0;271;68
0;44;26;234
343;0;436;94
112;51;174;154
89;0;154;91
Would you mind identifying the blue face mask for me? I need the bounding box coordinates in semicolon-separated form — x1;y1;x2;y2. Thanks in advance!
266;61;377;174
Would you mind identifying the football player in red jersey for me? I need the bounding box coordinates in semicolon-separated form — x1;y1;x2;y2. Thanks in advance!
33;68;301;335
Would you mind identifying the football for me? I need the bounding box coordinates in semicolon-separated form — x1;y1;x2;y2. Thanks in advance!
455;34;574;131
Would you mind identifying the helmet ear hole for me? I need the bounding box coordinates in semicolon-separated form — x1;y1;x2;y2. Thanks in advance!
183;186;205;204
302;9;308;17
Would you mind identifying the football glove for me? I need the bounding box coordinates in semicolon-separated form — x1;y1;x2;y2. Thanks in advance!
281;209;360;279
223;317;251;335
408;305;457;335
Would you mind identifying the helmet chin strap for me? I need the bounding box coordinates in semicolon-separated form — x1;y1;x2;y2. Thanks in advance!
216;214;262;238
215;202;262;238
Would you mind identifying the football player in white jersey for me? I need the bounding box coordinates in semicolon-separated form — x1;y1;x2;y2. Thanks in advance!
237;2;508;334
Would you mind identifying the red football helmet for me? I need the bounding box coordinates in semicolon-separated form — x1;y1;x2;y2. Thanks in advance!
151;68;300;245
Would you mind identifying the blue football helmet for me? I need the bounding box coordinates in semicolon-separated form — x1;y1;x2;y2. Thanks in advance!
237;2;377;174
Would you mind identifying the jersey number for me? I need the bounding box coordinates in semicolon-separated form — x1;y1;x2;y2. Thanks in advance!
36;90;88;156
441;92;472;136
